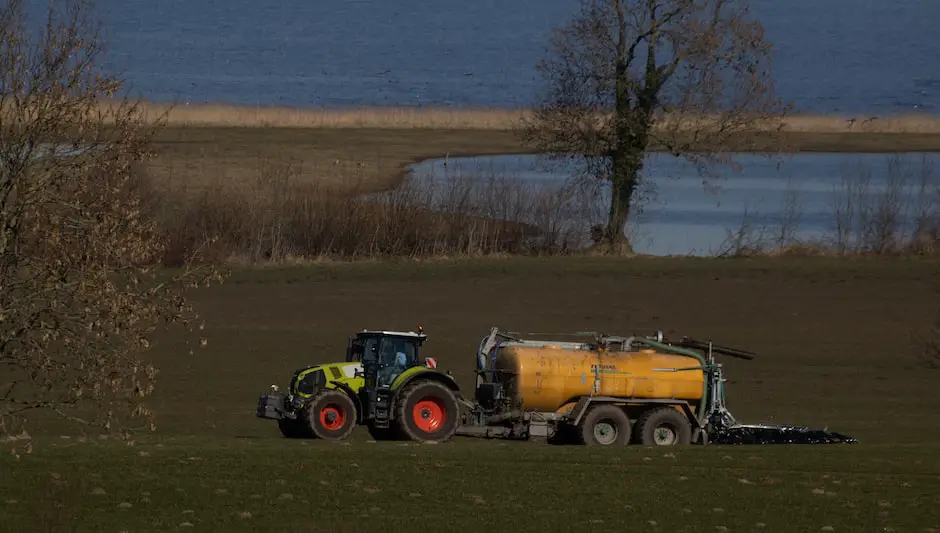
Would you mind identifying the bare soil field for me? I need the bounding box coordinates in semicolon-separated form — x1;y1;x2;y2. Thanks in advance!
2;257;938;532
145;256;940;442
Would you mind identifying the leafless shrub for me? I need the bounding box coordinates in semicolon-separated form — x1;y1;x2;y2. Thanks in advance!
828;163;868;255
0;0;222;442
775;175;803;249
715;153;939;258
713;204;775;257
713;174;807;257
149;162;592;264
826;155;939;256
907;155;940;255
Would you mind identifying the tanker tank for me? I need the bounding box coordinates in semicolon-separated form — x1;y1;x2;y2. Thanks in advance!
489;342;706;414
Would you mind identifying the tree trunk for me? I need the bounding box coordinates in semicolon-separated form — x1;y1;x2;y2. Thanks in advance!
599;0;659;255
604;146;643;254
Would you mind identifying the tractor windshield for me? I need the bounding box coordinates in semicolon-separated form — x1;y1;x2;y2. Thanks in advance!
375;336;417;388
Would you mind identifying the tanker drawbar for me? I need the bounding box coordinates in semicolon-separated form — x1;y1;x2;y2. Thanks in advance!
452;327;857;446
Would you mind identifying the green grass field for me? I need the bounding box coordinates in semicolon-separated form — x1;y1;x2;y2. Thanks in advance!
3;256;939;532
4;438;939;533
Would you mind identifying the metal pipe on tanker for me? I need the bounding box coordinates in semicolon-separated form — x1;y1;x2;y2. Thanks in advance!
632;338;712;425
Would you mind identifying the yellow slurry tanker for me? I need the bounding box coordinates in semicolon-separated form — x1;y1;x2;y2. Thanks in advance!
449;328;855;445
468;332;707;444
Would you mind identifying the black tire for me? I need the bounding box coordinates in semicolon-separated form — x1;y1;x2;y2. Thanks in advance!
305;389;357;440
395;380;459;443
634;407;692;446
278;417;313;439
578;404;631;445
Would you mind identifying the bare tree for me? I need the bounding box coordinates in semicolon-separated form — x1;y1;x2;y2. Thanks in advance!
0;0;221;445
518;0;791;252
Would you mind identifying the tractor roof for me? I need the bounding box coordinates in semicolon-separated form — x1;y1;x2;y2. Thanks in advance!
357;329;427;339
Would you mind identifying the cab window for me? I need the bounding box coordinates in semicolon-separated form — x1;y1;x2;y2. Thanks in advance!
378;337;417;366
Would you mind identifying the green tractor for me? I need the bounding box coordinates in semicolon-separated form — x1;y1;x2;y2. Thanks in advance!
256;327;461;442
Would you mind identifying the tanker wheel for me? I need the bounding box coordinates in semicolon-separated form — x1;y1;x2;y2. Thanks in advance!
278;417;313;439
305;389;357;440
395;380;459;443
579;405;631;445
634;407;692;446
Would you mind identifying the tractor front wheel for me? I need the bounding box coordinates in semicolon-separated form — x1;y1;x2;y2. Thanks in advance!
306;389;357;440
395;380;459;443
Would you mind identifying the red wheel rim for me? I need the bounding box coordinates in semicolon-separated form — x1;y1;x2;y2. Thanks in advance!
319;406;346;431
413;398;446;433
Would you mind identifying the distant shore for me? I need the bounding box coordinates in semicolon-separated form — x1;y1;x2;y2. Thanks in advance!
103;100;940;134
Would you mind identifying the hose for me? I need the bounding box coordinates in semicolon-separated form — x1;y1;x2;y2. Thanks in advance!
632;337;713;426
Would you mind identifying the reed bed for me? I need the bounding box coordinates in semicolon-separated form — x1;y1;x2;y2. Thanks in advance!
142;164;591;266
136;102;528;130
92;100;940;134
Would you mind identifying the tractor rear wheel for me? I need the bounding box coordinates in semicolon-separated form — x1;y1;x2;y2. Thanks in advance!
395;380;459;443
578;404;631;445
305;389;357;440
634;407;692;446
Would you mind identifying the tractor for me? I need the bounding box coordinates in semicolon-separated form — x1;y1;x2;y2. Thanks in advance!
256;327;457;441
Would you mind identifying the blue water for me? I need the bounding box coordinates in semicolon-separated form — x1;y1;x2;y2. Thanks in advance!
409;153;940;256
37;0;940;114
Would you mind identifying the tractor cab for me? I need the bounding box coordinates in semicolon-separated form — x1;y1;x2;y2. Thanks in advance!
350;328;428;390
349;326;460;440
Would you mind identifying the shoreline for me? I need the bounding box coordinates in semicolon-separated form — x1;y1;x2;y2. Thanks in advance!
113;99;940;134
134;100;940;224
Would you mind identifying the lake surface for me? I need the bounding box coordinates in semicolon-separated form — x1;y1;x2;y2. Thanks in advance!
37;0;940;114
408;153;940;256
